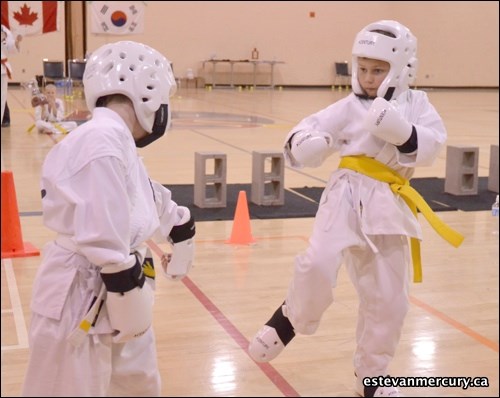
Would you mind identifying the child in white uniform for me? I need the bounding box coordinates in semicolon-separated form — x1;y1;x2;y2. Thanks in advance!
22;41;196;397
248;20;463;397
33;83;77;134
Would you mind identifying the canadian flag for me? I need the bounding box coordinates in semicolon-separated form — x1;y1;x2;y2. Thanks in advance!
1;1;61;36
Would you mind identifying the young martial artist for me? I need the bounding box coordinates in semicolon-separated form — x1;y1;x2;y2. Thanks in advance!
248;20;463;397
22;41;195;396
33;83;77;134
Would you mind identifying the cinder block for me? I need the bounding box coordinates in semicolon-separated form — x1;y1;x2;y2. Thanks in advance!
251;151;284;206
194;152;227;208
444;145;479;195
488;144;499;193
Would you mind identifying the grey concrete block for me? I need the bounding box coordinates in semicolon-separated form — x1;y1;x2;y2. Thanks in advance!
488;144;499;193
194;152;227;208
444;145;479;196
251;151;285;206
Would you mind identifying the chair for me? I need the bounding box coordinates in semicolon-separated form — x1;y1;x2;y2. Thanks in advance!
334;61;351;88
67;59;86;81
66;59;86;99
42;59;65;87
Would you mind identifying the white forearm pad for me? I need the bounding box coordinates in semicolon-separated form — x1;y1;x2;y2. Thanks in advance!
101;255;153;343
106;284;154;343
164;206;196;280
363;97;412;146
163;238;195;280
289;130;332;168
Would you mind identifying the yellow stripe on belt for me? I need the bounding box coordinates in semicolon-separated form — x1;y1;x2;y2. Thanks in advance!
339;155;464;283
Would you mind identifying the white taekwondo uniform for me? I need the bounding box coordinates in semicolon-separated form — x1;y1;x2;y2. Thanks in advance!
23;107;182;396
282;89;446;381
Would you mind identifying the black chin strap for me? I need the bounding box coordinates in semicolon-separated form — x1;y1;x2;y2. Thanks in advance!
134;103;169;148
355;93;376;100
355;86;396;101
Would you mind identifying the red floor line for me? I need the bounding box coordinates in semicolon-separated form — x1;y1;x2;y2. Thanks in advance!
193;235;308;244
410;295;499;353
147;240;301;397
148;235;497;395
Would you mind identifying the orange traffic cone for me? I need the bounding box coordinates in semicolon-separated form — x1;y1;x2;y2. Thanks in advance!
226;190;255;244
1;171;40;259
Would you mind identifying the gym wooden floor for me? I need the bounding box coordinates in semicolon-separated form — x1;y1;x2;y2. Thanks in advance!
1;84;498;397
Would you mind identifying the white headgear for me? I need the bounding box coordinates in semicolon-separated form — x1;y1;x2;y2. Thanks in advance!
83;41;177;147
351;20;418;100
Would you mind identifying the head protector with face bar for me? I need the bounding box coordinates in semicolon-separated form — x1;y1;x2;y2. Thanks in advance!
83;41;176;147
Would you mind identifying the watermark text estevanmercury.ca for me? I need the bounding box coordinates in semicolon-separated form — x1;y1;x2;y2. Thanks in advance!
363;376;489;390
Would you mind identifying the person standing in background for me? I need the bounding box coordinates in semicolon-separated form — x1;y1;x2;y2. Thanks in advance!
1;24;21;124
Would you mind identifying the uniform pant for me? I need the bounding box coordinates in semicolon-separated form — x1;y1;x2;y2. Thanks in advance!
2;101;10;124
36;120;78;134
285;175;410;380
1;74;7;122
22;258;161;397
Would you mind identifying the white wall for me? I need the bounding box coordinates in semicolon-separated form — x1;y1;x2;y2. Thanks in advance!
8;1;499;87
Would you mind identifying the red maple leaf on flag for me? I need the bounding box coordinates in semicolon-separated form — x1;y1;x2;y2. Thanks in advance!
13;3;39;26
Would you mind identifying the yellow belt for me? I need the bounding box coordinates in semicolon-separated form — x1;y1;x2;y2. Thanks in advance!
338;155;464;283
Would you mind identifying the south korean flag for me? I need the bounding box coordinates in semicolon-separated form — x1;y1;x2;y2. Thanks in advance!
90;1;145;35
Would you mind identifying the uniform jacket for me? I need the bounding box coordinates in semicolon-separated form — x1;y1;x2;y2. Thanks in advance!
31;107;181;330
283;90;447;240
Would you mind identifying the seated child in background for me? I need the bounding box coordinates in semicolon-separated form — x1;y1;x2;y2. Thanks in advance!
33;83;77;134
